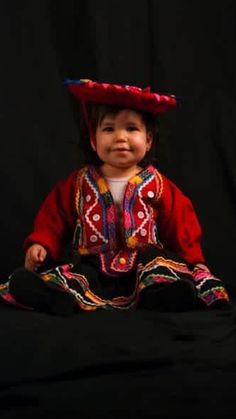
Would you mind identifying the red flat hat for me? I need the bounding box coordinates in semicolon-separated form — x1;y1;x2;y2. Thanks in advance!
65;79;177;114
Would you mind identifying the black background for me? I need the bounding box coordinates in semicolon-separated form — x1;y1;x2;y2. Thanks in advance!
1;2;236;418
1;0;236;296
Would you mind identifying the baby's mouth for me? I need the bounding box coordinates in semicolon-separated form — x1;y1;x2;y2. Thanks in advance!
111;147;132;152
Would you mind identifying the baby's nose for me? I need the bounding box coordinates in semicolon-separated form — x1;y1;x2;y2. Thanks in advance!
115;130;127;141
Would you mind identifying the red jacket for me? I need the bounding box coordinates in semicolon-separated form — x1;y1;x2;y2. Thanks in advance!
25;165;205;271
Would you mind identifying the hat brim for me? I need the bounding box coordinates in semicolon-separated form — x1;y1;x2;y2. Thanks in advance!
65;79;176;115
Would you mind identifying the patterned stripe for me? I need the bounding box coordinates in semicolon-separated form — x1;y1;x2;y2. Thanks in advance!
84;172;109;244
138;256;191;280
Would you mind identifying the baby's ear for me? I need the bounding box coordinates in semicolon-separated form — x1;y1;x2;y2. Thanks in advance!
146;131;153;150
90;137;97;151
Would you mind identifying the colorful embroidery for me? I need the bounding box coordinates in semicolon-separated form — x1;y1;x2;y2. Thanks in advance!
73;165;164;274
192;266;230;306
0;255;230;312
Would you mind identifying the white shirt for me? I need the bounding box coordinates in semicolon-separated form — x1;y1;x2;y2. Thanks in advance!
105;176;130;211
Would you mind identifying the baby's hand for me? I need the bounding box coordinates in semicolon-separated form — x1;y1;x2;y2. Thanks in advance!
25;244;47;271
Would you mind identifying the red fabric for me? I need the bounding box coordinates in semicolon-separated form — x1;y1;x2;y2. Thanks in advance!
66;80;177;115
24;168;205;265
158;176;205;264
24;171;78;261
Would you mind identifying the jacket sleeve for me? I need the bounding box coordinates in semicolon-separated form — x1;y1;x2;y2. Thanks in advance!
156;175;206;265
24;170;78;261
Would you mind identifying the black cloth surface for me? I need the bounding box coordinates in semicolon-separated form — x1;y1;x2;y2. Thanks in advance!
0;301;235;418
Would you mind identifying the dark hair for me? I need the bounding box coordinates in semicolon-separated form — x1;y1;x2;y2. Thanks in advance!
75;103;160;168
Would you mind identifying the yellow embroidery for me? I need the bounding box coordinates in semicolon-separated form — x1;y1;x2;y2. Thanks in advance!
97;178;109;194
127;236;138;248
79;248;90;255
130;175;142;185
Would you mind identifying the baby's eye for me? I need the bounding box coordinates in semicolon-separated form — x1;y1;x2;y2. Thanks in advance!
102;126;113;132
127;126;138;131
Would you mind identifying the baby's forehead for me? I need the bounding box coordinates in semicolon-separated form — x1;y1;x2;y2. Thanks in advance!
101;108;144;123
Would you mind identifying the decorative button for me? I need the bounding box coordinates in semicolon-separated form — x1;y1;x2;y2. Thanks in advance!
140;228;147;237
137;211;145;219
119;257;126;265
90;235;98;242
92;214;100;221
86;194;91;202
147;191;154;198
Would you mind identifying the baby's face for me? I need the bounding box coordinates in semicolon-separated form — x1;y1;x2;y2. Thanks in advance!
93;109;153;177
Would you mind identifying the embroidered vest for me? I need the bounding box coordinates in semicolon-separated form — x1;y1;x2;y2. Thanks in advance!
73;165;163;275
